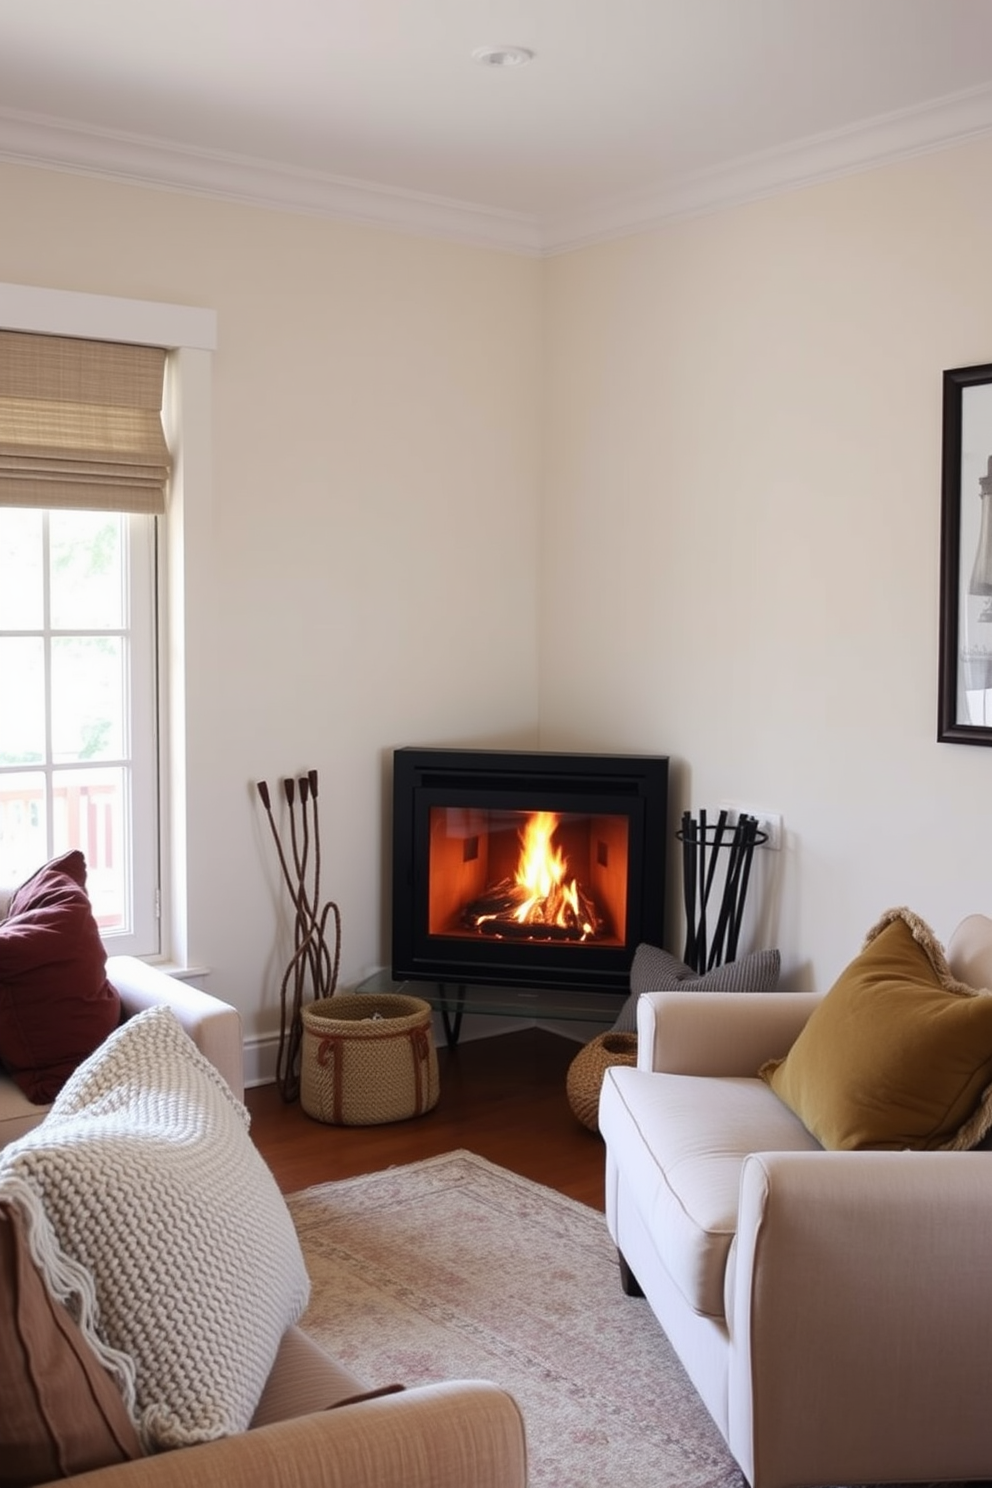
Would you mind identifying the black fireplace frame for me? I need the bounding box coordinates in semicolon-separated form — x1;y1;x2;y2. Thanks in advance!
391;747;669;996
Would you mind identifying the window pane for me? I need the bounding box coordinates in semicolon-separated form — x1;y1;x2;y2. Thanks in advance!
0;509;43;629
52;766;127;933
51;637;124;763
0;770;47;886
0;637;45;764
0;505;156;955
50;511;124;630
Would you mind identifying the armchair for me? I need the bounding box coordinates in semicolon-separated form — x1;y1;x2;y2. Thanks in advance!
599;914;992;1488
43;1366;527;1488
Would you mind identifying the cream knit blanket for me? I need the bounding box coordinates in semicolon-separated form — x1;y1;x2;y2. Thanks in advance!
0;1006;310;1450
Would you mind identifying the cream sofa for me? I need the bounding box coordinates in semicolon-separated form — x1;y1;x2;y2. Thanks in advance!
0;925;527;1488
599;913;992;1488
46;1346;527;1488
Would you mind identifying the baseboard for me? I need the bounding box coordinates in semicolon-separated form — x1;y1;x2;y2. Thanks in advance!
243;1032;282;1089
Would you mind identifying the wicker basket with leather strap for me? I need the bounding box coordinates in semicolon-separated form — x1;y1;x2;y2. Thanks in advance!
300;993;439;1126
566;1030;638;1133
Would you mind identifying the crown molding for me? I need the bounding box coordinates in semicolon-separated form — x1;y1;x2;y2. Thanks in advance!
542;82;992;254
1;83;992;260
0;106;544;256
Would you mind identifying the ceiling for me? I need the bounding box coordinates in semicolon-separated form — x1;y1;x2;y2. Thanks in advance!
2;0;992;254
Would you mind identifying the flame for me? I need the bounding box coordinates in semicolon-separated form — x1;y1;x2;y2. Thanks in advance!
513;812;589;932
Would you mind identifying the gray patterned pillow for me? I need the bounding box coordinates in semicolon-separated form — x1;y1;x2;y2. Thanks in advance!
611;943;781;1033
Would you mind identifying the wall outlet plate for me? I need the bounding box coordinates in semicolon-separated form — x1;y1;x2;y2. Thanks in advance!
718;803;783;851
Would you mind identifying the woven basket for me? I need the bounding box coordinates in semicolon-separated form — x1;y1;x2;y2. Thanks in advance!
300;994;439;1126
566;1031;638;1133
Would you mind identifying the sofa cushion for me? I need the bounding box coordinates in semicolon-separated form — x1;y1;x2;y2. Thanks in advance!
599;1064;819;1318
0;1005;310;1451
612;944;781;1033
0;850;121;1103
250;1326;369;1428
0;1198;143;1485
0;1078;55;1149
760;909;992;1151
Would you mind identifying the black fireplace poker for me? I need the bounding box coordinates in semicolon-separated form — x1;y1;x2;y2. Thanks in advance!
676;809;766;974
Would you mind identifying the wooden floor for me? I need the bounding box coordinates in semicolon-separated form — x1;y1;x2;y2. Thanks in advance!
246;1027;606;1210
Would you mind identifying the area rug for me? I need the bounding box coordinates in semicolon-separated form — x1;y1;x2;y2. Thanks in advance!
287;1148;744;1488
288;1151;989;1488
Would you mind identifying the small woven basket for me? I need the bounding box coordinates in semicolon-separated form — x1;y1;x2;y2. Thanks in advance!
566;1031;638;1133
300;993;439;1126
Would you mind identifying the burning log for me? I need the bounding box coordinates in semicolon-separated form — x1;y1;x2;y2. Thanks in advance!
474;920;593;942
462;875;601;941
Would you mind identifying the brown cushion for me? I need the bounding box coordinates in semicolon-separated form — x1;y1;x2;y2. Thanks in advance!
0;1200;142;1485
0;851;121;1103
759;909;992;1151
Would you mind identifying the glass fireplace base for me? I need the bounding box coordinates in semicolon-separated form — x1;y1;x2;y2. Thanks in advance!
355;970;622;1048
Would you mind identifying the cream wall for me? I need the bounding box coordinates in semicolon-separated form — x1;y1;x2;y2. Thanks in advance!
541;136;992;991
0;162;543;1068
4;131;992;1059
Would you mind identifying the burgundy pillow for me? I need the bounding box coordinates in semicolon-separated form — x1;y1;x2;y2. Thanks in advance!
0;851;121;1104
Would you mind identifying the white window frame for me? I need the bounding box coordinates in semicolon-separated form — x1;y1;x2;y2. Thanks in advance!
0;283;217;968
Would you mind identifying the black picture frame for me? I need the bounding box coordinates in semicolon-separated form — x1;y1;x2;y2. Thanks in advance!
938;362;992;745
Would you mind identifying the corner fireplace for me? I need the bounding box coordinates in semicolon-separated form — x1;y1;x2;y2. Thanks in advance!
391;748;669;996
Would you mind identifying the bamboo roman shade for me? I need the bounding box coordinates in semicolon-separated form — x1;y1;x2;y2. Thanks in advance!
0;330;171;513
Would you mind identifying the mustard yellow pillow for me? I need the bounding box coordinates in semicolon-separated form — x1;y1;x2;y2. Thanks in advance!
759;909;992;1151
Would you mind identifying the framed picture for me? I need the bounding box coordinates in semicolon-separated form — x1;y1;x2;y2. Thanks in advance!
938;362;992;744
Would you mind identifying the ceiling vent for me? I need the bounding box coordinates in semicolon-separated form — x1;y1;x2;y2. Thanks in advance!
471;45;535;68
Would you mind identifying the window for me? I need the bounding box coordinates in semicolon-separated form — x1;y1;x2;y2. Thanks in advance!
0;327;170;955
0;282;216;969
0;505;159;953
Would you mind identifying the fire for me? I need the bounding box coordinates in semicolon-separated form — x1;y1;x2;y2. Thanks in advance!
461;811;598;940
513;812;584;930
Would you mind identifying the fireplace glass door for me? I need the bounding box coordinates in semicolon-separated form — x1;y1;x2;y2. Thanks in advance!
427;805;628;947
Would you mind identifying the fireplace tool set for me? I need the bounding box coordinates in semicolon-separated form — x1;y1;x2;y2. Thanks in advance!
677;809;767;974
256;769;341;1101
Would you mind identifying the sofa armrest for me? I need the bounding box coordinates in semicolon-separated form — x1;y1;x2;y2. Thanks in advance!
728;1151;992;1488
636;991;822;1075
44;1381;527;1488
107;957;244;1102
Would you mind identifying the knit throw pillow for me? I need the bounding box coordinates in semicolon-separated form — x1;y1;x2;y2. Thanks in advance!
0;1006;310;1452
612;943;781;1033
